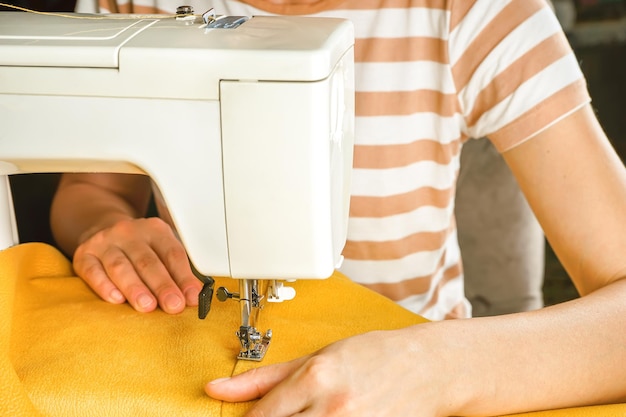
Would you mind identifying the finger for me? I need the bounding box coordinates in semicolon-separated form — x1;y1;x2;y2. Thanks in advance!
99;245;159;313
147;222;203;306
243;359;320;417
73;251;126;305
205;357;307;402
120;242;186;314
244;380;311;417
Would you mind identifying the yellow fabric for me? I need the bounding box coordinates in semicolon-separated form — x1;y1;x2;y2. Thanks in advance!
1;243;624;417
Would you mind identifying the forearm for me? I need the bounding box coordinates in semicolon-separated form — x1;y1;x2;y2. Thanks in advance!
50;173;151;256
433;279;626;416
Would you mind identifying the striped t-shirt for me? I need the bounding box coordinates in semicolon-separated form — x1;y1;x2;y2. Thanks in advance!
87;0;590;320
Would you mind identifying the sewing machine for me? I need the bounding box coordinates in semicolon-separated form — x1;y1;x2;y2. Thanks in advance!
0;9;355;361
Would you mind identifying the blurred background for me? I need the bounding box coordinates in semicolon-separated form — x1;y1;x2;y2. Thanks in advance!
3;0;626;308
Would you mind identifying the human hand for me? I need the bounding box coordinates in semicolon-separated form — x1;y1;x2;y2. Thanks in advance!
72;217;203;314
205;327;464;417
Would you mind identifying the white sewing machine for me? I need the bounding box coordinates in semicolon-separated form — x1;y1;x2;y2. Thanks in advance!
0;9;354;360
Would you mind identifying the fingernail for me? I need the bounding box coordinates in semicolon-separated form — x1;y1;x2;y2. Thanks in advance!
209;377;231;385
137;293;154;309
185;287;200;305
109;288;125;303
164;293;183;310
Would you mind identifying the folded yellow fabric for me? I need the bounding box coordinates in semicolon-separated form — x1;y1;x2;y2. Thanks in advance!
1;243;624;417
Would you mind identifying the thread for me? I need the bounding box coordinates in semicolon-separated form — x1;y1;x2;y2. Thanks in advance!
0;2;179;19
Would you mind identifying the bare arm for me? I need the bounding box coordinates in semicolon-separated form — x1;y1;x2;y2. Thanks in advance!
504;105;626;296
50;173;202;314
206;104;626;416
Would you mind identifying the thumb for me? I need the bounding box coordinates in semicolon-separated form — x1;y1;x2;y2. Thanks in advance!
204;357;307;402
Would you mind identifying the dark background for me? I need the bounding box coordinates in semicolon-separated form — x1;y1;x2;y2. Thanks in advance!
0;0;74;11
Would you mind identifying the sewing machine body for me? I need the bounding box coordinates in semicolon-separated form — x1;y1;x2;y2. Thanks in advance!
0;11;354;360
0;11;354;277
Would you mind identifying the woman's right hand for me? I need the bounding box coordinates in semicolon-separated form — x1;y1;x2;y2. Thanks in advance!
72;216;202;314
50;173;202;314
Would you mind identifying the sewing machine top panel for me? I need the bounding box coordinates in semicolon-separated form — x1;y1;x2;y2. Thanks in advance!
0;12;354;99
0;12;353;76
0;13;157;68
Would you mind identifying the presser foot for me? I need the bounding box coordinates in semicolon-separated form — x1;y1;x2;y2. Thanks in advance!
217;279;274;361
237;326;272;361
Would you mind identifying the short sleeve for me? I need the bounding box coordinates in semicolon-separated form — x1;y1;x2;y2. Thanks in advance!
449;0;590;152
